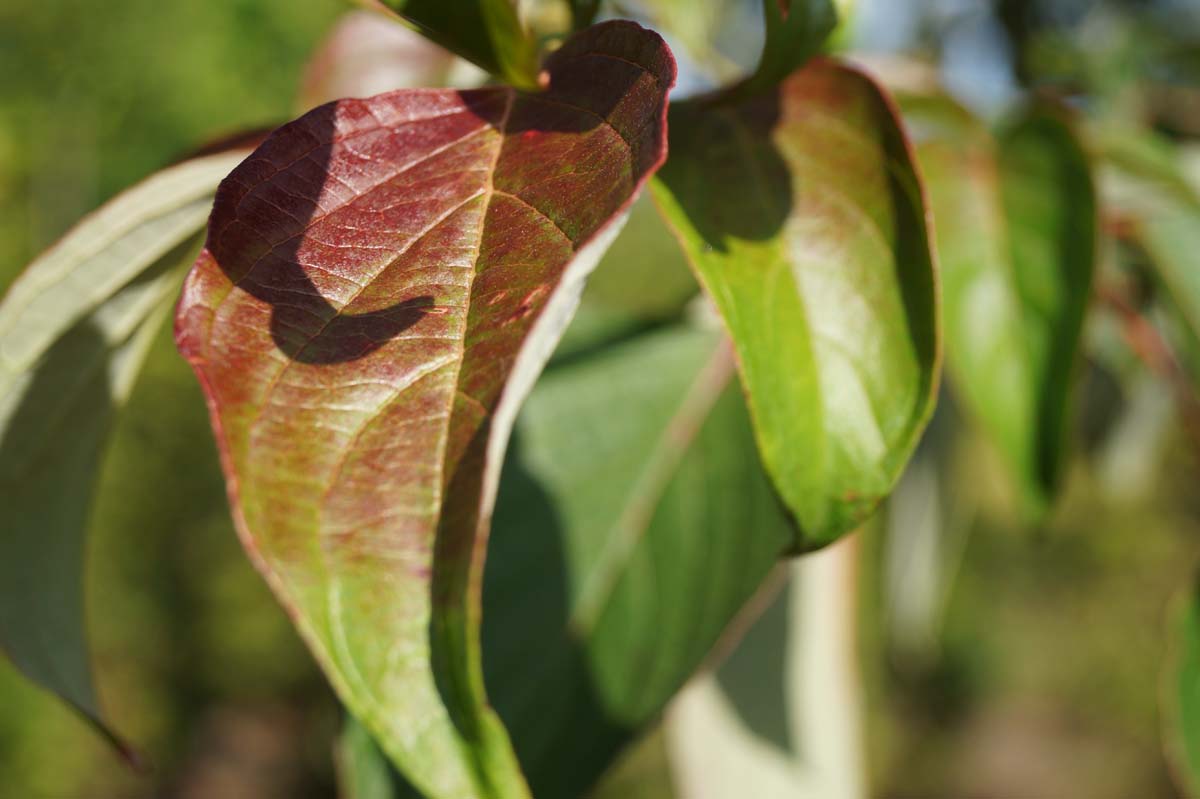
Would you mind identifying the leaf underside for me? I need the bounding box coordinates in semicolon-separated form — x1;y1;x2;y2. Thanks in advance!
484;322;792;797
653;58;940;550
175;20;673;799
0;150;246;751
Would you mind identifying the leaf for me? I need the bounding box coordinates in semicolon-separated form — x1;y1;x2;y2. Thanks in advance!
652;58;940;550
483;322;792;796
552;191;698;361
1097;127;1200;355
1165;577;1200;796
174;21;674;799
378;0;541;90
901;92;1097;513
0;149;247;753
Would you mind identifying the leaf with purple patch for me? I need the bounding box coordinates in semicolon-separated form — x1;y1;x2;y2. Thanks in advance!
175;21;674;798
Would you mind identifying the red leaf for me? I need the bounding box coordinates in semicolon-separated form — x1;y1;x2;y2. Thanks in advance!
175;21;673;797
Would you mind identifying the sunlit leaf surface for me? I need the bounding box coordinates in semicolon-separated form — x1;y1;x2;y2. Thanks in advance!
654;59;939;549
175;21;673;798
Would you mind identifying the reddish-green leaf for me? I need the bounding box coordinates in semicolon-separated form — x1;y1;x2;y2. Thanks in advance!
652;59;940;550
175;21;674;799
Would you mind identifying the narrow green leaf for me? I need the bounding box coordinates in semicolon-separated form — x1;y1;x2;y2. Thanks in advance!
378;0;541;90
0;149;246;750
902;93;1097;513
484;322;792;797
1165;578;1200;796
652;58;940;550
175;22;674;799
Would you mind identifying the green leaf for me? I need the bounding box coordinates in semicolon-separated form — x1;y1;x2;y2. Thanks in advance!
0;149;247;751
378;0;541;90
1166;578;1200;796
652;58;940;550
553;191;699;360
736;0;838;99
483;322;792;797
1097;127;1200;356
901;93;1097;513
174;22;674;799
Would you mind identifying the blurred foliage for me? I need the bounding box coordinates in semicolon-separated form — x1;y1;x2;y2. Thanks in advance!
0;0;343;283
863;404;1198;798
3;0;1200;797
0;1;343;797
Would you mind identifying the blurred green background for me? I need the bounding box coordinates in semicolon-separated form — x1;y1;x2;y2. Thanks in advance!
0;2;346;797
3;1;1200;797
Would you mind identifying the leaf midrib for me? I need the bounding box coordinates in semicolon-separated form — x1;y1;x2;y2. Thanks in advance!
569;337;737;634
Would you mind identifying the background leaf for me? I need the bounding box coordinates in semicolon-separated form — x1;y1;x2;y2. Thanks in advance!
484;322;792;796
0;149;246;750
1097;127;1200;369
175;22;674;799
569;0;601;32
901;92;1097;513
552;191;699;360
653;58;940;550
